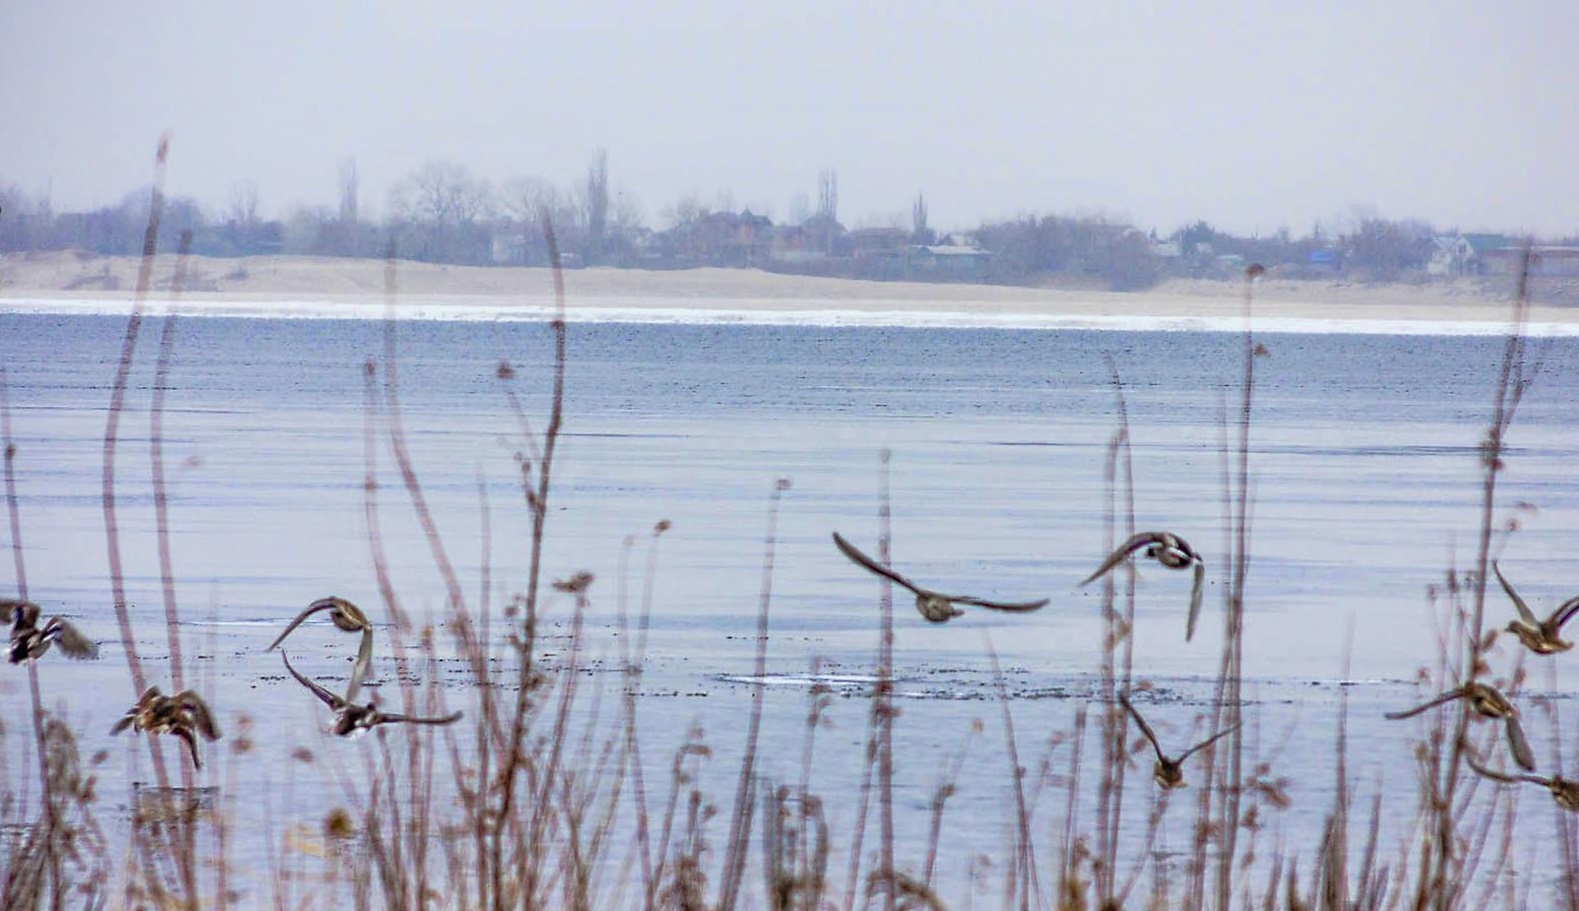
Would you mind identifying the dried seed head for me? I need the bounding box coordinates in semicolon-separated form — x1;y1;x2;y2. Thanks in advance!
324;807;355;839
496;361;516;380
553;571;595;594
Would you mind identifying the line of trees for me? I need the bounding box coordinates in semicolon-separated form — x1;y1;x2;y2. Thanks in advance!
2;156;1564;290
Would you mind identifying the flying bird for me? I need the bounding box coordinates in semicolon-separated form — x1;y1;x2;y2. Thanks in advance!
6;599;98;664
268;596;375;703
280;651;461;737
1492;561;1579;655
1466;751;1579;813
1386;681;1534;771
1118;692;1238;790
111;687;221;769
831;532;1048;624
1080;532;1206;641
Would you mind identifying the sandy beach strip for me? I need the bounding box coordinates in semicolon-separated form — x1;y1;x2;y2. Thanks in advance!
1;251;1568;334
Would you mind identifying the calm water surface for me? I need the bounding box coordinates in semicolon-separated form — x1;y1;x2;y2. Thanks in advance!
4;311;1578;900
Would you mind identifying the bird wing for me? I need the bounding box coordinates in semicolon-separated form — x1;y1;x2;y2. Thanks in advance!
1079;533;1158;587
1505;715;1537;772
173;690;222;740
1118;694;1166;763
377;709;463;727
280;651;346;710
267;602;336;651
947;594;1049;613
1545;596;1579;637
1492;561;1539;626
341;626;375;707
172;727;204;770
1177;722;1241;764
831;532;923;596
44;618;98;659
110;713;137;735
1465;752;1527;785
1185;561;1205;642
6;599;40;630
1384;689;1465;720
315;596;370;631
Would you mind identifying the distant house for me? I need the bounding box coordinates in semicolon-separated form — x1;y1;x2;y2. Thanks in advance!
1428;233;1512;276
909;243;993;277
845;227;910;260
1481;246;1579;277
1150;240;1182;259
770;219;841;264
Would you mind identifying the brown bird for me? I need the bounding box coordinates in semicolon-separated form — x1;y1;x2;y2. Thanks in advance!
111;687;221;769
1492;561;1579;655
831;532;1048;624
1386;681;1534;771
1080;532;1207;641
268;596;374;703
1466;751;1579;813
1118;693;1238;790
6;599;98;664
280;651;461;737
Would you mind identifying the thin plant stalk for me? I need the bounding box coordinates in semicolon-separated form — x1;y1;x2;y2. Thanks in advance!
717;477;790;911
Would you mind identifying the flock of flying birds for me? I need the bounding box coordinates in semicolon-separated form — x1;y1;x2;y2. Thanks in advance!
830;530;1579;802
5;595;461;768
5;531;1578;798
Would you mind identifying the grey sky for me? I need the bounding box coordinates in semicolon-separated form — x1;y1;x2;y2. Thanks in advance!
3;1;1574;237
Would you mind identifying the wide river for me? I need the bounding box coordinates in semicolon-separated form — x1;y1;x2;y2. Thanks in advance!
3;306;1578;904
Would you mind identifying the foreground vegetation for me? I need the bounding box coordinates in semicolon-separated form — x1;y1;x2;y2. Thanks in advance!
2;142;1575;911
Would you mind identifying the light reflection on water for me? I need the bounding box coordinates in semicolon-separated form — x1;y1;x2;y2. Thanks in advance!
4;312;1579;899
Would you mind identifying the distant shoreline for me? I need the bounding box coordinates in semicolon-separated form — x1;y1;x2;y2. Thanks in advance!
1;250;1565;330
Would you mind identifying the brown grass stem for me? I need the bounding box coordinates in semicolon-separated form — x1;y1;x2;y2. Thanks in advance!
716;477;790;911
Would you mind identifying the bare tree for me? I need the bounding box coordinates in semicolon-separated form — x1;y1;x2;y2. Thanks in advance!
817;168;838;222
817;168;839;254
582;148;610;265
504;177;561;229
338;159;359;226
390;160;494;263
226;181;259;228
911;192;934;245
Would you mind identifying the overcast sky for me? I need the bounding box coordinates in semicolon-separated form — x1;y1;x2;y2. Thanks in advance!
3;1;1574;237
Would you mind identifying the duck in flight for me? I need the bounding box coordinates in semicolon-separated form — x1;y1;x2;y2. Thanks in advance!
1386;681;1534;771
831;532;1048;624
1118;692;1238;790
6;599;98;664
1492;561;1579;655
1466;751;1579;813
268;596;375;703
1080;532;1206;641
111;687;221;769
280;651;461;737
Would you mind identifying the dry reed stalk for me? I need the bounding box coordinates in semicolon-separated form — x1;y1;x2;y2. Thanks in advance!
875;449;895;911
840;450;895;911
100;134;196;908
489;212;570;911
1;365;65;911
1094;357;1140;909
716;477;790;911
103;134;169;700
146;227;205;909
621;523;669;911
985;640;1038;911
1055;705;1088;910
